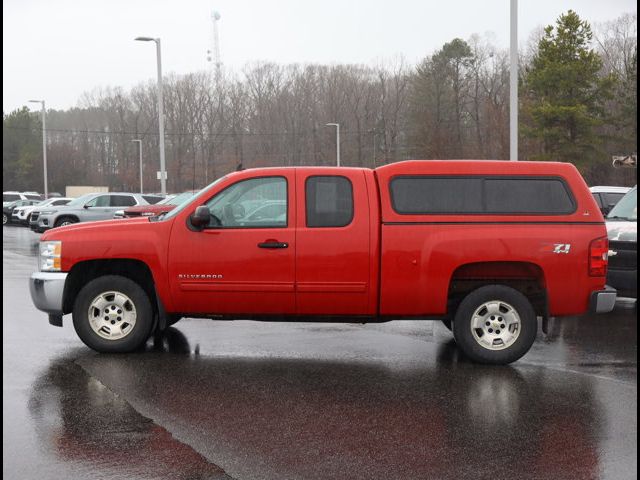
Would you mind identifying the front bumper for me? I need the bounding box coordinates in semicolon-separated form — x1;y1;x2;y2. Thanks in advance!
29;272;67;316
31;213;54;232
589;286;617;313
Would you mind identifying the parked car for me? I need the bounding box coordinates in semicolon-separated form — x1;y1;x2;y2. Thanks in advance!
3;191;43;207
605;186;637;298
30;192;153;233
589;186;631;216
13;197;74;226
29;161;615;364
3;199;42;225
113;192;196;219
141;194;165;205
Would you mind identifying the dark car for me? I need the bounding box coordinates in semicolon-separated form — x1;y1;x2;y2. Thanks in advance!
605;186;637;298
3;199;41;225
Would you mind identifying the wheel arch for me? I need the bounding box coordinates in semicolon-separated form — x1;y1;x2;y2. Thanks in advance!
447;261;548;318
63;259;157;316
54;214;80;226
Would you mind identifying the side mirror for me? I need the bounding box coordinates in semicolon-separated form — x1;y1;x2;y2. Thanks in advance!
190;206;210;228
83;204;90;209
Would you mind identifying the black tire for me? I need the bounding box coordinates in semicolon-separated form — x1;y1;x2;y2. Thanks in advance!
167;315;183;326
440;319;453;331
55;216;78;228
452;285;537;364
73;275;154;353
2;213;7;225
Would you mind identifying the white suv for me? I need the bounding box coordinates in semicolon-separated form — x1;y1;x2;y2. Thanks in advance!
13;197;74;225
589;186;631;216
3;191;44;207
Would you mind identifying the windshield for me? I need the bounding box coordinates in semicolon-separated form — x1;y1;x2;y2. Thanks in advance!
607;187;637;221
159;177;227;221
64;193;97;207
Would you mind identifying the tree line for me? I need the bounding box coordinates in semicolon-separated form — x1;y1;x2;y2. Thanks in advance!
3;10;636;194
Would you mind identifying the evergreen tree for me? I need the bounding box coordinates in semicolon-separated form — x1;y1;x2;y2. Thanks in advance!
523;10;615;165
3;108;42;191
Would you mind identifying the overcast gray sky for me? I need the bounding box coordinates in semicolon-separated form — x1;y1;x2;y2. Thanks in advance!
3;0;636;113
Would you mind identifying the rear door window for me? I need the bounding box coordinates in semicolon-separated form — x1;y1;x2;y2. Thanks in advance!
111;195;137;207
305;176;354;227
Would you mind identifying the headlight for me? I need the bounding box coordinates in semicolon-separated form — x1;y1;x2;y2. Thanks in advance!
39;241;62;271
40;210;57;215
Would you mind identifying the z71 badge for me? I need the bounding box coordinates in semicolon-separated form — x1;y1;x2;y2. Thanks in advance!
541;243;571;254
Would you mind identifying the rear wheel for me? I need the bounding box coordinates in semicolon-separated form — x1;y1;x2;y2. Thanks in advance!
452;285;537;364
2;213;7;225
73;275;154;353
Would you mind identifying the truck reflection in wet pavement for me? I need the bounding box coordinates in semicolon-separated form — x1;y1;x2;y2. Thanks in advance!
28;326;634;480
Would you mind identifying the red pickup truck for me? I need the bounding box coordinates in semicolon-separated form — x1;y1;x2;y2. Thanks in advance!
30;161;616;364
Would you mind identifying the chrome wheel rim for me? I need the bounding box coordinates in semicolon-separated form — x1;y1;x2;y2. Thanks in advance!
470;300;521;351
2;214;7;225
88;291;137;340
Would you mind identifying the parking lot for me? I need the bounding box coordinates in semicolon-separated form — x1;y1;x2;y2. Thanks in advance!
3;225;637;480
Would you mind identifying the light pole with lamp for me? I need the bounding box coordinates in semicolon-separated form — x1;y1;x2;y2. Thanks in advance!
28;100;48;198
131;139;143;193
325;123;340;167
135;36;167;194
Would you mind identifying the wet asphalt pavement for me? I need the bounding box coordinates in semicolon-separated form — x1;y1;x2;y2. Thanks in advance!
3;225;637;480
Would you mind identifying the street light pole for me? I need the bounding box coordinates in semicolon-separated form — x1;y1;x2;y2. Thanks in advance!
29;100;47;198
510;0;518;161
326;123;340;166
131;139;143;193
135;36;167;194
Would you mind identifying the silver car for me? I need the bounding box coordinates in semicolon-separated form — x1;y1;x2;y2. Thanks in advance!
31;193;151;233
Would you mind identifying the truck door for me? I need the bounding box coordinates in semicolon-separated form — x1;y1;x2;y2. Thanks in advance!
295;170;373;315
167;172;296;315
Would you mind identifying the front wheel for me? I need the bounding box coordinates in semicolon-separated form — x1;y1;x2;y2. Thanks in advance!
452;285;537;364
73;275;154;353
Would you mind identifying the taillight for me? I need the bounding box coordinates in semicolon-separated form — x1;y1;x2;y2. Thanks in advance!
589;236;609;276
